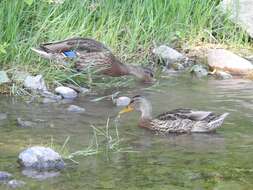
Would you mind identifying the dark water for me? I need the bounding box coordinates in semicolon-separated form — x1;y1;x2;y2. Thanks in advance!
1;76;253;190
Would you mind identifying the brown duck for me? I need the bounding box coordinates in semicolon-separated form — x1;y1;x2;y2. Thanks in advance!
32;37;154;82
119;95;229;134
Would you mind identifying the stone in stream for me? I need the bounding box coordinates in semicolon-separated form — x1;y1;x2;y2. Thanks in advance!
22;169;60;180
0;171;12;181
18;146;65;170
16;118;36;128
12;70;30;83
220;0;253;38
115;96;131;107
67;105;86;113
0;71;10;85
208;49;253;75
152;45;185;66
190;65;209;78
0;113;7;120
7;180;25;188
55;86;77;99
24;74;48;91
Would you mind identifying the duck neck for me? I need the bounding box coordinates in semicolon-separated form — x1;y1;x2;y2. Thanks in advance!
125;64;145;80
140;99;152;120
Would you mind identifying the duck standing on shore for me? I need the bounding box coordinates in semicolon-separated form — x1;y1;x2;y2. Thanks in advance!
32;37;154;83
119;95;229;134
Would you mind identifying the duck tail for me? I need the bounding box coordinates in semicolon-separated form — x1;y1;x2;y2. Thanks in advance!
31;47;53;59
207;112;229;131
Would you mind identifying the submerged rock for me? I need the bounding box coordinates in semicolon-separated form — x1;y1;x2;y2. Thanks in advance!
0;71;10;85
55;86;77;99
17;118;36;128
0;113;7;120
18;146;65;170
152;45;185;66
0;171;12;181
67;105;86;113
24;75;47;91
115;96;131;107
7;180;25;188
208;49;253;75
190;65;208;78
22;169;60;180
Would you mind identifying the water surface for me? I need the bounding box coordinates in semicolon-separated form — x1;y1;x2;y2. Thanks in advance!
1;76;253;190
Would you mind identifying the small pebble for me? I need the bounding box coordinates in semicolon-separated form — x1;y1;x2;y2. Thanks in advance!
7;180;25;188
55;86;77;99
115;97;131;107
0;171;12;181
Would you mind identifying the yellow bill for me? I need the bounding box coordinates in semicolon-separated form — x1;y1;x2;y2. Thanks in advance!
118;106;134;115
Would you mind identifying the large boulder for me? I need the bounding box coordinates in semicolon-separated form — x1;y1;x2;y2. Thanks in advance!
208;49;253;75
220;0;253;38
18;146;65;170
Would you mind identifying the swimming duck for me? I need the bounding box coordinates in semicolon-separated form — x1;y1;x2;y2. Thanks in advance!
119;95;228;134
32;37;154;83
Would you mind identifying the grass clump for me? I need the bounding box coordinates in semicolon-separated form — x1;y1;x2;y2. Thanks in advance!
0;0;251;90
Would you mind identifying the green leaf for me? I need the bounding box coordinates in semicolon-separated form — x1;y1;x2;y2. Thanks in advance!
24;0;34;6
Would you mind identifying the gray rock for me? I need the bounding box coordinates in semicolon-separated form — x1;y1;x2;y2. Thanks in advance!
42;98;58;104
18;146;65;170
190;65;208;78
55;86;77;99
67;105;85;113
22;169;60;180
7;180;25;188
0;113;7;120
152;45;185;66
215;71;233;80
115;97;131;107
208;49;253;75
39;91;62;100
0;71;10;85
0;171;12;181
24;75;47;91
220;0;253;38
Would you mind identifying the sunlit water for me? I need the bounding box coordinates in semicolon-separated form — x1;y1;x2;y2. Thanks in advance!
1;75;253;190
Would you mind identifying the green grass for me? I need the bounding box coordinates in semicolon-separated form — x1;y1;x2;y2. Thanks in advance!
0;0;251;91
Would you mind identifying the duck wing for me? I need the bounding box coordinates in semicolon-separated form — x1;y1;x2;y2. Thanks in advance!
39;37;110;53
156;108;214;121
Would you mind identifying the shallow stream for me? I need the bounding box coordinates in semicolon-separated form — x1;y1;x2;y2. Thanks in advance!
1;75;253;189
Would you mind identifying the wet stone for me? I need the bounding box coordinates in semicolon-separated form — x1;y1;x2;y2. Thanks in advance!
7;180;25;188
18;146;65;170
190;65;208;78
0;171;12;181
55;86;77;99
115;97;131;107
67;105;86;113
215;71;233;80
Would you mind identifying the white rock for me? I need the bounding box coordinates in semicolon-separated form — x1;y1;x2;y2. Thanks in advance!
55;86;77;99
152;45;185;65
208;49;253;74
115;96;131;107
24;75;47;91
220;0;253;38
18;146;65;170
